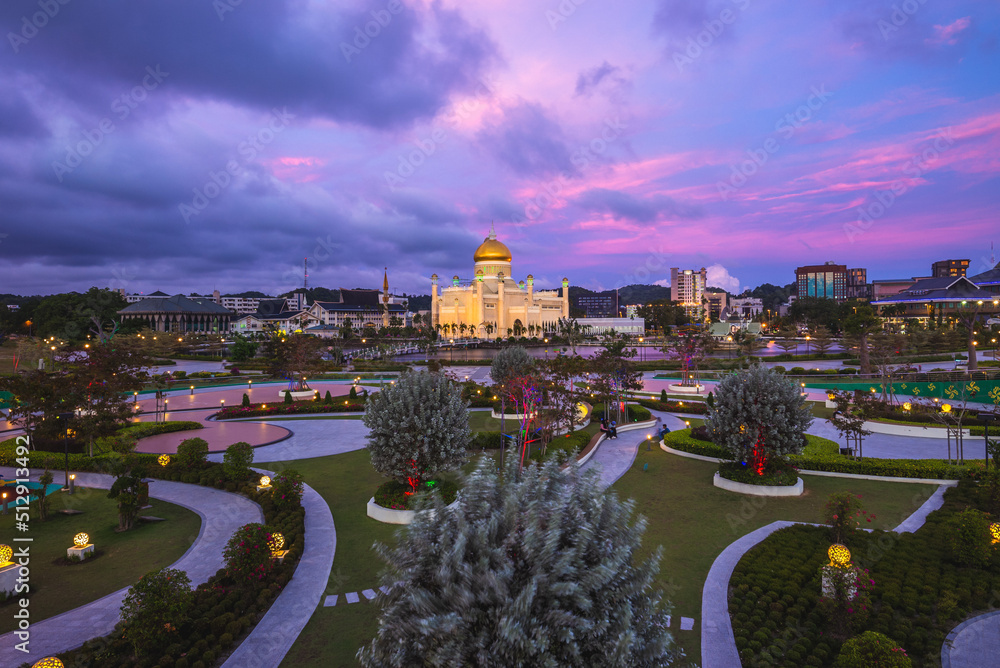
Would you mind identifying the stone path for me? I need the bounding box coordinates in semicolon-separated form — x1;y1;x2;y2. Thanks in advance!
221;470;336;668
0;467;262;665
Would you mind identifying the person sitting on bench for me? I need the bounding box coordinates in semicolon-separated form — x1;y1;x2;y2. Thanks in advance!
609;421;618;439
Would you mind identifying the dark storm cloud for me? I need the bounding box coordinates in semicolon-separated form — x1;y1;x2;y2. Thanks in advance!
0;0;499;130
575;188;703;222
476;101;577;178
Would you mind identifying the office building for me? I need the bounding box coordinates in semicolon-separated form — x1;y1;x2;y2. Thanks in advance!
670;267;707;320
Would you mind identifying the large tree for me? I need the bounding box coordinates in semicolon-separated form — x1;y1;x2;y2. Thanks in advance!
843;304;881;375
363;371;470;493
358;457;678;668
661;326;713;387
591;339;643;424
266;333;326;390
707;364;813;475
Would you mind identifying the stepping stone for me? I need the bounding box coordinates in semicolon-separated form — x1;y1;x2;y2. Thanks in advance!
680;617;695;631
59;509;84;515
323;595;338;607
665;615;671;628
139;516;166;522
379;586;390;595
362;589;377;600
345;592;360;604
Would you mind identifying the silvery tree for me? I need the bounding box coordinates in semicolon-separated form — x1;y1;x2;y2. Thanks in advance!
363;370;470;493
707;364;813;475
358;457;679;668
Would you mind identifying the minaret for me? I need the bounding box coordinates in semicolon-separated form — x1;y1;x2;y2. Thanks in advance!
561;278;570;318
382;268;390;328
431;274;439;327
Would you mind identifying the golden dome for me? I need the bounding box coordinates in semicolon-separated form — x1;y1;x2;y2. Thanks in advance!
474;224;511;263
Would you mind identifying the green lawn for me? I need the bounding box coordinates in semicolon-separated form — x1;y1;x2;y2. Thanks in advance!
0;486;201;633
269;433;941;666
611;448;940;662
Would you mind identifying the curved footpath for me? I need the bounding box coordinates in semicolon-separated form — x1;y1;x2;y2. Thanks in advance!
942;610;1000;668
0;467;263;665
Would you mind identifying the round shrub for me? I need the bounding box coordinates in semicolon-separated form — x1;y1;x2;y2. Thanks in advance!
120;568;192;657
949;508;992;568
833;631;911;667
223;523;277;585
271;469;305;510
223;441;254;481
176;438;209;468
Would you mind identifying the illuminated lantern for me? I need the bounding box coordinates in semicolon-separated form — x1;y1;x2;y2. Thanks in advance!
828;543;851;568
268;532;285;554
74;532;89;547
0;544;12;564
942;404;952;413
259;475;271;488
991;523;1000;545
158;454;171;467
827;393;836;401
902;402;912;411
32;659;64;668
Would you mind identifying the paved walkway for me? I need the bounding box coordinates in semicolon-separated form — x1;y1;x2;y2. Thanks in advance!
942;610;1000;667
134;410;291;453
208;418;369;464
0;467;262;665
222;470;336;668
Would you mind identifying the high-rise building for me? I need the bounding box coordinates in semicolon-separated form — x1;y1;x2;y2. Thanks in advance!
704;290;727;321
670;267;707;320
931;259;970;278
795;262;855;301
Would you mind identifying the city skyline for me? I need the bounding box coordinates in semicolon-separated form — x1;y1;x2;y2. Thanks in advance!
0;0;997;297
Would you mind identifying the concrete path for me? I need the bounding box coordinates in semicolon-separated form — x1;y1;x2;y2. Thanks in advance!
222;471;336;668
208;418;369;464
942;610;1000;668
579;426;658;489
0;467;262;665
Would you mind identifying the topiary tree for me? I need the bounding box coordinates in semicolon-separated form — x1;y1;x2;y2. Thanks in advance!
707;364;812;476
176;437;209;468
242;392;251;407
223;441;254;481
107;454;147;531
349;385;358;400
363;370;470;495
283;390;293;404
222;523;277;585
659;389;667;401
324;390;333;404
358;456;678;667
120;568;192;657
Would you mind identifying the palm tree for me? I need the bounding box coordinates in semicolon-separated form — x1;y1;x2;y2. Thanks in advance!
459;323;468;339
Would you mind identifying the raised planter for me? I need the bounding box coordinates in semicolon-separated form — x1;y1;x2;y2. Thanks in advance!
863;420;970;439
367;496;460;525
669;383;704;395
712;471;804;497
278;389;319;400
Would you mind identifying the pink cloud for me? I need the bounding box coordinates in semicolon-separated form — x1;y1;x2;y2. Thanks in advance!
926;17;971;47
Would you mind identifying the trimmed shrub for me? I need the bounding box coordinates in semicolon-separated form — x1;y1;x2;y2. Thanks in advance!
949;508;992;568
177;437;209;468
120;568;192;656
271;469;304;510
223;441;254;481
324;390;333;403
222;523;277;584
349;385;358;400
242;393;251;407
659;389;667;401
283;390;292;404
834;631;911;668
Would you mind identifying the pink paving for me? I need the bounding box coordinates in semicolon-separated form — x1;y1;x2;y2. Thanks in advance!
133;410;291;454
131;381;358;413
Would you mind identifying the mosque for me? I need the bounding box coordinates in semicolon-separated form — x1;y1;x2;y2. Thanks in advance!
430;225;569;337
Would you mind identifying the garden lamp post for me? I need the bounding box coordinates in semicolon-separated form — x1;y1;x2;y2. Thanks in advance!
57;412;74;486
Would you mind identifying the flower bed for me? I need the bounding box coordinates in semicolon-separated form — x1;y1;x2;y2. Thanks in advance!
216;401;366;419
729;481;1000;666
373;479;459;511
718;460;800;487
51;462;306;667
637;398;709;415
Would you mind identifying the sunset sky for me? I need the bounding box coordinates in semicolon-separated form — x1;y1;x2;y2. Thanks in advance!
1;0;997;297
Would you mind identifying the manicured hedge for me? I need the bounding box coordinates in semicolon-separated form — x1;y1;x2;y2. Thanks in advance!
216;400;366;419
52;461;306;667
637;398;709;415
590;402;654;423
662;429;728;458
0;421;203;465
730;481;1000;667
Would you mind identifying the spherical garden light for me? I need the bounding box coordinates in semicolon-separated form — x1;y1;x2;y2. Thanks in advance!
32;658;64;668
902;402;912;411
73;532;89;548
991;523;1000;545
942;403;952;413
828;543;851;569
158;454;171;467
0;544;12;565
259;475;271;488
268;532;285;555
